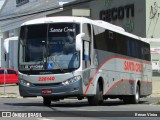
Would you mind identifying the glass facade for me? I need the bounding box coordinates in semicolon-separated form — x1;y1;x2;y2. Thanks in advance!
16;0;29;7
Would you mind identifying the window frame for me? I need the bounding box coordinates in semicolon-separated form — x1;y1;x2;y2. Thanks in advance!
7;70;17;75
16;0;29;7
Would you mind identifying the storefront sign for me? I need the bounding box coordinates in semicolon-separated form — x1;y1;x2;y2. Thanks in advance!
151;48;160;54
100;4;134;21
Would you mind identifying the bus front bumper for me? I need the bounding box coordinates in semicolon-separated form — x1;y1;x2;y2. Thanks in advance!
19;79;83;98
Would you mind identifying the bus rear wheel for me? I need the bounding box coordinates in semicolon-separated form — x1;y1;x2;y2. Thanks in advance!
131;84;140;104
88;83;103;106
43;97;51;106
123;84;140;104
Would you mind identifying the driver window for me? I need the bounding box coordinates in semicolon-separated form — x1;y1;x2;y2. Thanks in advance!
82;23;92;69
83;23;91;41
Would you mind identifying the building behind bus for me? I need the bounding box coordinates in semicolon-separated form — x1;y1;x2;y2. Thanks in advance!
0;0;160;74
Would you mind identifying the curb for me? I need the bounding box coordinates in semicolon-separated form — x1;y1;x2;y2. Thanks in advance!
0;94;20;98
0;94;42;99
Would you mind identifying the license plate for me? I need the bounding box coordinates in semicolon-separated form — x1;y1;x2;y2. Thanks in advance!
41;89;52;94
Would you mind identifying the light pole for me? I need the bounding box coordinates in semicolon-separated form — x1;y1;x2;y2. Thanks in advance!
3;68;6;95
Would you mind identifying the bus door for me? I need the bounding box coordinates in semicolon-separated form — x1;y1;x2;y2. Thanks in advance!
82;23;92;85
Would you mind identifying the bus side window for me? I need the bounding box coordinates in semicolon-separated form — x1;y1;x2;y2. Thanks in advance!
138;41;143;59
135;41;138;58
116;33;127;56
142;43;151;61
127;38;136;57
131;40;136;57
93;25;107;51
109;31;114;39
106;30;117;53
127;40;131;56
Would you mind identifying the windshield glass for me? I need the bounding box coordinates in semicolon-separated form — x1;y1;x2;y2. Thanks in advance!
19;23;80;74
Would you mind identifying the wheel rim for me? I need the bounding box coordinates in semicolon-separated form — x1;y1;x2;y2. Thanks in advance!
135;86;140;102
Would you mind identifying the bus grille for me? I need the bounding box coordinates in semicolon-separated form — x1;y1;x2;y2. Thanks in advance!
33;83;61;86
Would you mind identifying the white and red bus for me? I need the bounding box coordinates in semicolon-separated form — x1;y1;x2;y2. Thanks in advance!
18;16;152;106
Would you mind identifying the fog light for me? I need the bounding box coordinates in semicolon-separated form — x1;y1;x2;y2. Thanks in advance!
26;82;30;86
20;79;31;87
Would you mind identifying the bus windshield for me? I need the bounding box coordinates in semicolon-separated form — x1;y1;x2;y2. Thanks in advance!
19;23;80;74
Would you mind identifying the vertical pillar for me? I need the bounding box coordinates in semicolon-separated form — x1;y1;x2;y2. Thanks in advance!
3;31;9;39
2;31;9;68
14;28;20;36
9;30;14;37
0;34;2;67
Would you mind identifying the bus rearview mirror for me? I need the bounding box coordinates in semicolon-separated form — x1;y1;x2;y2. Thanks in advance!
76;33;85;51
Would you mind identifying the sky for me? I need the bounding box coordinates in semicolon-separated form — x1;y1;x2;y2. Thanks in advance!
0;0;5;8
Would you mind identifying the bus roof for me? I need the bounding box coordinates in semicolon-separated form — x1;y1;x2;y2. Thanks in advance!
22;16;148;43
142;38;160;43
22;16;91;25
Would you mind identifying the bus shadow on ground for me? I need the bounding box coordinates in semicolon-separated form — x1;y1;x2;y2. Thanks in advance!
49;100;149;107
4;99;149;107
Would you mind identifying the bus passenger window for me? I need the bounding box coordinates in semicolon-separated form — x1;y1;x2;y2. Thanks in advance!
109;31;114;39
127;40;131;56
107;30;117;53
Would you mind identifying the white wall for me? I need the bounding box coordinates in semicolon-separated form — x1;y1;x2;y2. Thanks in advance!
146;0;160;38
0;38;5;68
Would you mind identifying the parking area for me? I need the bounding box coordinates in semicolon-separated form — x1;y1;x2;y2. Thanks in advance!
151;77;160;97
0;84;19;97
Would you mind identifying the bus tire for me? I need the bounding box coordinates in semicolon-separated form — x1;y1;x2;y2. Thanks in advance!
123;84;140;104
131;84;140;104
123;97;130;104
88;83;103;106
43;97;51;106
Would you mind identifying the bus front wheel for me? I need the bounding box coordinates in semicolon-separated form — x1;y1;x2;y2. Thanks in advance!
43;97;51;106
87;83;103;106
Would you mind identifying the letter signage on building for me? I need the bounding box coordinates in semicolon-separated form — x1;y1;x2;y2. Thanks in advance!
100;4;134;22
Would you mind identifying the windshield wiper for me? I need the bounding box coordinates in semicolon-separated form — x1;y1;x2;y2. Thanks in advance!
49;55;66;73
43;43;65;73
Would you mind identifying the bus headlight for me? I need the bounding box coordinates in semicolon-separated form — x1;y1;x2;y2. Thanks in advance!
20;80;31;87
62;75;81;86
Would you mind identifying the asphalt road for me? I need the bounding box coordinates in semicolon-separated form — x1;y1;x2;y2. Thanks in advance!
0;78;160;120
0;97;160;120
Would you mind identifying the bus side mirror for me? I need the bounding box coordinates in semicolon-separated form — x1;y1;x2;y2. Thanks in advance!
76;33;85;51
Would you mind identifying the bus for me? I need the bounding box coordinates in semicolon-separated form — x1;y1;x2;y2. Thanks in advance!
18;16;152;106
4;36;18;70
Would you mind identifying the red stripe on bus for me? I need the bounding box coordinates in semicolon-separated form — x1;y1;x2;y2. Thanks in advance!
141;80;152;84
105;79;136;94
84;56;151;94
105;79;152;94
84;57;114;94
